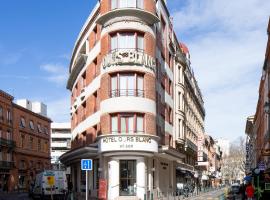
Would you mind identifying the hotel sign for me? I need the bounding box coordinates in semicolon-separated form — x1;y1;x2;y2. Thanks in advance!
102;49;156;73
98;135;158;153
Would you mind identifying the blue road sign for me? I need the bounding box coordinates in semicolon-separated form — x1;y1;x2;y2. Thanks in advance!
81;159;93;171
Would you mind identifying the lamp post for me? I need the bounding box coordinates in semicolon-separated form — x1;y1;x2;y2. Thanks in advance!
194;172;199;195
254;168;261;200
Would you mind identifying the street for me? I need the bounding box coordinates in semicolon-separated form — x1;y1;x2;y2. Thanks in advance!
0;192;30;200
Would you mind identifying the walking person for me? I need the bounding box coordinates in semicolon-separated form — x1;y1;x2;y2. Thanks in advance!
245;182;255;200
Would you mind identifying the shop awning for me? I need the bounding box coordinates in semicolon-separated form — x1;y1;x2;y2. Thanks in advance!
59;146;98;166
244;175;252;182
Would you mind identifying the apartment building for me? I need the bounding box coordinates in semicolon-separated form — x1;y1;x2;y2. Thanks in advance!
0;91;51;192
0;90;14;192
51;123;71;169
60;0;206;199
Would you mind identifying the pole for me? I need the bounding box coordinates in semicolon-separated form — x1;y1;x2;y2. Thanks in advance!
51;186;54;200
257;175;260;200
86;170;88;200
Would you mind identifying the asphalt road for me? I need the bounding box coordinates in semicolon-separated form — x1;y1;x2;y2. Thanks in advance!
0;192;31;200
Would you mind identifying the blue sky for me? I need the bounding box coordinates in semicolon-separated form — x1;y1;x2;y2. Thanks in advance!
0;0;269;142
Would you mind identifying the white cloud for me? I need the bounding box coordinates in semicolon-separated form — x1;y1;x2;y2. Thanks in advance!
168;0;270;141
46;97;70;123
40;63;68;86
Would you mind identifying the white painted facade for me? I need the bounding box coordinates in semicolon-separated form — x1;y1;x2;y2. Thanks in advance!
51;123;71;169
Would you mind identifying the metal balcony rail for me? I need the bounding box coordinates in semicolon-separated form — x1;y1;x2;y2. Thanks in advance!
0;137;15;148
110;48;144;54
110;89;144;98
0;161;14;169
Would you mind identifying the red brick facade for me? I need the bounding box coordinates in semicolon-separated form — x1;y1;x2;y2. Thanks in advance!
0;90;51;192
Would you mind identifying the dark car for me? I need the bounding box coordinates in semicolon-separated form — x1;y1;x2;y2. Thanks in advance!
231;184;240;194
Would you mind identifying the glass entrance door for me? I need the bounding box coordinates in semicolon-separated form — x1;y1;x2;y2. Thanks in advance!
119;160;136;196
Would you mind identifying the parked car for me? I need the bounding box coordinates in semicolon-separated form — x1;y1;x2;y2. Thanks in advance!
231;183;240;194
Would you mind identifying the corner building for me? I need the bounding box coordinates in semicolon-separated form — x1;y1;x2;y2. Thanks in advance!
60;1;204;199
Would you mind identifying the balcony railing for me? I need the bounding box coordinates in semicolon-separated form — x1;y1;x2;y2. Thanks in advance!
0;138;16;148
0;161;14;169
110;89;144;98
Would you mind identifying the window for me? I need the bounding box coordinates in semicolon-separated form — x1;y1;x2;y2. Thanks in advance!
29;137;33;149
21;134;25;148
30;160;34;168
44;127;49;135
37;124;42;133
111;114;144;133
20;117;26;128
0;106;3;120
178;66;181;83
7;109;11;123
178;92;181;110
19;160;26;169
29;120;34;130
111;32;144;51
119;160;136;196
38;139;41;151
81;72;86;90
111;0;143;9
111;73;144;97
44;141;48;153
7;152;11;162
93;25;98;45
6;130;11;140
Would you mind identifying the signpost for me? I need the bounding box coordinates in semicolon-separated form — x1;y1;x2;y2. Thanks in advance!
81;159;93;200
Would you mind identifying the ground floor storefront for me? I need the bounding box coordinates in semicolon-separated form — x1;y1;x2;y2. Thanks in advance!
60;135;203;200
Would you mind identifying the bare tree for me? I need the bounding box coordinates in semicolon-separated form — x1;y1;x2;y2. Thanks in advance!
221;136;246;183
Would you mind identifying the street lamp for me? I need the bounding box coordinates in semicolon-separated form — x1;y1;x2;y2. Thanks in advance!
194;172;199;195
254;168;262;200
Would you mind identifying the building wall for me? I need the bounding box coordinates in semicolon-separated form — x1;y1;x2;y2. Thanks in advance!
0;90;51;192
0;90;14;192
64;0;208;199
51;123;71;168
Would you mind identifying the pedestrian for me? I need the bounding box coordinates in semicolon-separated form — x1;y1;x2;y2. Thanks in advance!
245;182;255;200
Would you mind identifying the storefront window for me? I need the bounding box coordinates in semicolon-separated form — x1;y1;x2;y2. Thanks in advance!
119;160;136;196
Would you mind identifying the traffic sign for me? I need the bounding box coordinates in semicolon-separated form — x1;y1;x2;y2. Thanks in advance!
81;159;93;171
47;176;55;186
259;161;265;171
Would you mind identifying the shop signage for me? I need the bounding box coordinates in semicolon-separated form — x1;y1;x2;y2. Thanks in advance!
98;179;107;199
197;162;209;166
102;49;156;73
197;136;204;162
98;135;158;153
259;161;265;171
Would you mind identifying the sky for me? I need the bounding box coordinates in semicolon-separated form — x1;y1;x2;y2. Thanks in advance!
0;0;269;142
